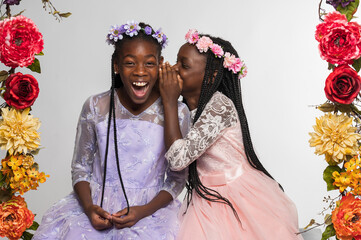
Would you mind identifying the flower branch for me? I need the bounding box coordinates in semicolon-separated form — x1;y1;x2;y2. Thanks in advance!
41;0;71;22
319;0;325;21
0;0;70;238
309;0;361;239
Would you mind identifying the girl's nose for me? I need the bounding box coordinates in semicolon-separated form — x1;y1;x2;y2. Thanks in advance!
134;64;146;76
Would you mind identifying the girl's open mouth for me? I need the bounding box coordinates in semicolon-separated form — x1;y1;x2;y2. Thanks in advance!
131;81;149;98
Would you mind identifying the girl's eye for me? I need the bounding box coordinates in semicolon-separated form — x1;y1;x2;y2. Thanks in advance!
145;62;156;66
182;64;189;69
124;62;135;66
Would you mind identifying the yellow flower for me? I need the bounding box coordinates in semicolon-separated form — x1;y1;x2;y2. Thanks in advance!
7;155;22;170
0;108;40;155
26;168;38;179
37;172;49;184
20;155;34;169
19;178;31;192
332;156;361;195
333;171;351;192
309;113;361;165
12;169;24;182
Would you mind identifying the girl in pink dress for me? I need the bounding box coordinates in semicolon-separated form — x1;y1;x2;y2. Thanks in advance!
159;30;303;240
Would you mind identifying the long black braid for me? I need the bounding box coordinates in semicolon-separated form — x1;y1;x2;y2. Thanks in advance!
186;35;282;221
99;22;163;213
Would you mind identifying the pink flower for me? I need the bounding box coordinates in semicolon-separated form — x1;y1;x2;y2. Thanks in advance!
315;12;361;65
0;15;44;68
196;36;213;53
185;29;199;44
210;44;224;57
229;58;242;74
223;52;237;69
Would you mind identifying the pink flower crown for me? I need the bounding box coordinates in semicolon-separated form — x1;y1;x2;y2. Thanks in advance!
185;29;247;79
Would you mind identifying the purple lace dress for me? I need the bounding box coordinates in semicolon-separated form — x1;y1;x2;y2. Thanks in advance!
33;90;190;240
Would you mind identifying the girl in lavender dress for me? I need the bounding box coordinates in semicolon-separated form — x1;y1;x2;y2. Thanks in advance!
33;21;189;240
159;30;303;240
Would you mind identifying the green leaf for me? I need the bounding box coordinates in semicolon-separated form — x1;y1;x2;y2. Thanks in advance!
324;214;332;225
27;220;39;231
328;63;336;71
335;103;353;113
20;231;33;240
26;58;41;74
337;0;360;21
0;188;12;203
321;224;336;240
353;57;361;72
30;148;41;156
0;70;9;82
35;52;44;56
0;171;5;186
318;102;336;113
323;165;342;191
59;12;72;18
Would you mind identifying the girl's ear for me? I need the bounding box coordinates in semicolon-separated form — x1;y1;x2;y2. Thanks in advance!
159;56;164;65
113;61;119;74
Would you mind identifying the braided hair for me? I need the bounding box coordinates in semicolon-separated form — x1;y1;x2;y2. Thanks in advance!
99;22;163;214
185;35;281;221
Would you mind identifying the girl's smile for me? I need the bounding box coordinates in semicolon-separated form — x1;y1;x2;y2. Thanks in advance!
131;81;149;98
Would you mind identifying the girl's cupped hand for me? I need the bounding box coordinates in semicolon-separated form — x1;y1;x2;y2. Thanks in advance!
159;62;183;104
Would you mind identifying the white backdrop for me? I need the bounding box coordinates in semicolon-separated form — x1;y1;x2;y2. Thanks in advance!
2;0;337;231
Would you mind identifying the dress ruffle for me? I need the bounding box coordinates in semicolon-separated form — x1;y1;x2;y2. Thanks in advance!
177;169;303;240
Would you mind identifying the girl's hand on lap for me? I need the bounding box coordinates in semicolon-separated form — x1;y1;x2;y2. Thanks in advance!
85;204;113;230
111;206;146;229
159;62;183;105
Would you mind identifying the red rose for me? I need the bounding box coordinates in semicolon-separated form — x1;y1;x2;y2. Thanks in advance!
0;15;43;68
3;72;39;109
315;12;361;65
325;65;361;104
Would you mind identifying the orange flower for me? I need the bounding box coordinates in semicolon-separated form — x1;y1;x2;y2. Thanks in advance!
332;193;361;240
0;195;34;240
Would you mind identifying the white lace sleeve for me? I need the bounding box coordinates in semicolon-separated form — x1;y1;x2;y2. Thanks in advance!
165;92;238;171
161;102;190;199
71;97;97;187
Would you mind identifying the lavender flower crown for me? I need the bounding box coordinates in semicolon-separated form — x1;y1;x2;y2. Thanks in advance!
185;29;247;79
106;20;168;48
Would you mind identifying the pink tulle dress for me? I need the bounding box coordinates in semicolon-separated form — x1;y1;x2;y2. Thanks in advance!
165;91;303;240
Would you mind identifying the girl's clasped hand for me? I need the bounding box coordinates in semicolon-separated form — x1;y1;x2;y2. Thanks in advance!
84;204;146;230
